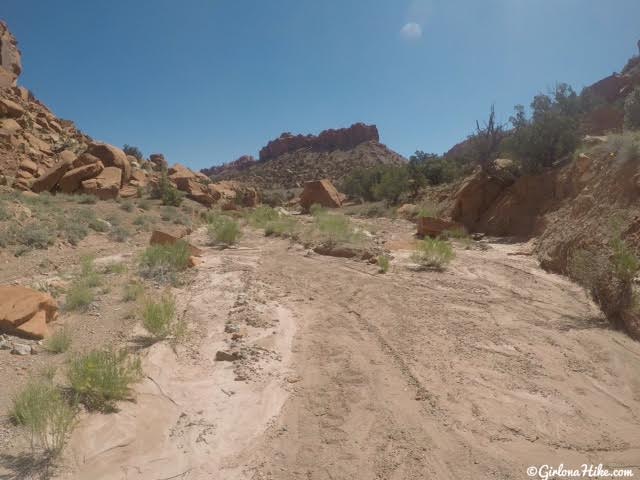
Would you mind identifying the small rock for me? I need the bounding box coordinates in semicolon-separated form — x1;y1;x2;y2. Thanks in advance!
225;323;240;334
11;343;31;356
471;233;485;241
215;350;242;362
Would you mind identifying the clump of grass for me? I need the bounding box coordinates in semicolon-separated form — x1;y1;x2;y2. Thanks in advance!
312;211;362;246
10;380;75;456
109;225;131;243
14;223;56;250
141;293;177;341
44;328;72;354
67;349;142;412
75;194;97;205
103;262;127;275
139;242;191;283
61;222;89;246
248;206;279;228
265;217;299;238
411;238;454;270
123;280;145;302
377;255;390;273
207;215;241;246
64;281;94;311
137;198;152;211
161;206;179;222
64;257;101;311
120;200;135;212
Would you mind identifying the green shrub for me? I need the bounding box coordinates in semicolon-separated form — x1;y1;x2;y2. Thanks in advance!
137;198;152;211
79;256;102;288
624;87;640;130
377;255;390;273
109;225;131;243
75;194;97;205
14;223;55;250
141;294;177;341
503;84;582;172
265;217;298;238
342;165;410;203
411;238;455;270
123;144;143;161
44;328;72;354
248;206;279;228
120;200;135;212
64;281;94;311
62;222;89;246
10;380;75;456
68;349;142;412
139;242;191;283
312;211;361;246
123;281;145;302
153;170;184;207
207;215;241;246
0;201;11;221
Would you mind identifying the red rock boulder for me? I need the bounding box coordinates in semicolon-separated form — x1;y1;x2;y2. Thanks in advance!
31;159;73;193
0;286;58;339
87;142;131;185
58;161;104;193
300;179;343;211
416;217;465;238
0;21;22;88
81;166;122;200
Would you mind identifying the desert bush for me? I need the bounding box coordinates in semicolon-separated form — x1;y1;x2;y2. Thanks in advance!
624;87;640;130
503;84;581;172
141;293;177;341
207;215;241;246
120;200;135;212
467;105;505;172
137;198;152;210
248;206;279;228
0;201;10;221
122;144;143;161
103;262;127;275
61;222;89;246
411;238;454;270
44;328;72;354
342;165;410;204
68;349;142;412
14;223;55;250
64;281;94;311
139;241;191;283
75;194;97;205
265;217;299;238
79;256;101;288
153;170;184;207
10;380;75;456
377;255;390;273
109;225;131;243
568;234;640;331
123;281;145;302
312;211;362;246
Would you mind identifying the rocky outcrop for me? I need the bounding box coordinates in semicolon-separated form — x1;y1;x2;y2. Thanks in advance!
259;123;379;161
87;142;131;185
149;229;203;258
82;166;122;199
0;286;58;339
201;155;257;178
31;159;73;193
0;21;22;88
58;160;104;193
300;180;343;211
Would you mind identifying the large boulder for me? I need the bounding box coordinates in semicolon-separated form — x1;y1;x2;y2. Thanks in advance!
81;166;122;200
0;98;24;118
73;152;101;168
31;159;73;193
168;163;196;181
58;160;104;193
86;142;131;185
0;286;58;339
0;22;22;88
300;179;342;211
175;177;217;207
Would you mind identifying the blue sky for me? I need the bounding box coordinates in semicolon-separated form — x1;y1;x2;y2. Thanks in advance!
3;1;639;170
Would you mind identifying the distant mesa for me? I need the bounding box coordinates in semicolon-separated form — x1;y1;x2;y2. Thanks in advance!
258;123;380;162
201;154;257;178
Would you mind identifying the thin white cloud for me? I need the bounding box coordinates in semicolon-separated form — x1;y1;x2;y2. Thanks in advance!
400;22;423;40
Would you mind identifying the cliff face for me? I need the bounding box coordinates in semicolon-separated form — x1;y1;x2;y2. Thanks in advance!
0;21;22;88
258;123;379;161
